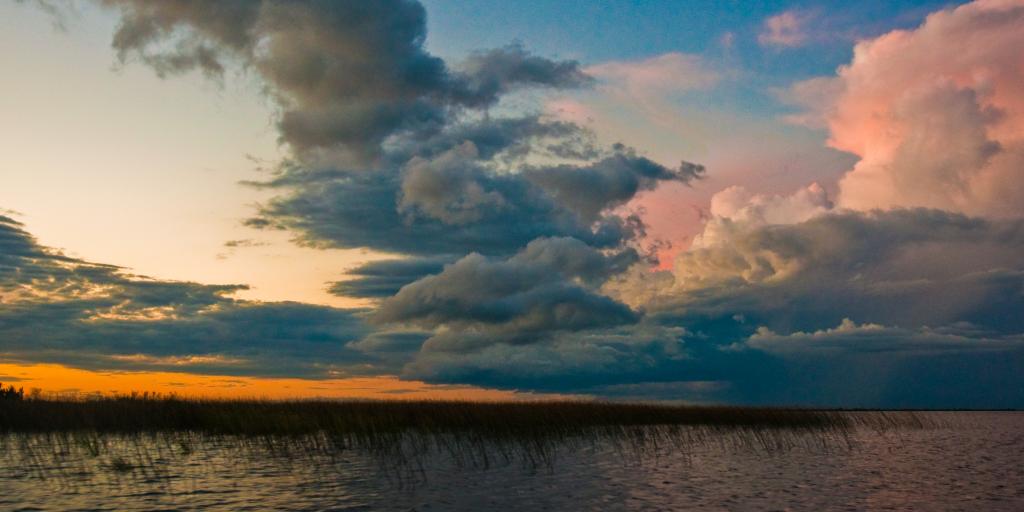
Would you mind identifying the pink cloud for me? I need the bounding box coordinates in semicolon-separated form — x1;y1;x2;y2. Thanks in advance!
545;53;854;267
709;182;832;226
585;53;719;99
759;11;810;48
719;32;736;49
579;53;720;143
788;0;1024;217
545;97;597;126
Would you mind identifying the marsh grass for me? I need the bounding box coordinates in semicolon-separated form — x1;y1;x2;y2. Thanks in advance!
0;397;934;484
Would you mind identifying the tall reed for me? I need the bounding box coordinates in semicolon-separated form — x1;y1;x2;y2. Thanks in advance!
0;396;934;480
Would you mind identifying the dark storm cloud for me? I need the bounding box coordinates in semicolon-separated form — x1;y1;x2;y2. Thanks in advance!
401;323;691;390
1;214;78;264
453;44;594;106
399;315;1024;408
328;256;453;299
398;143;702;227
100;0;590;165
384;116;600;164
246;139;699;256
387;209;1024;407
0;215;392;378
98;0;689;259
1;301;382;378
365;237;647;373
244;160;635;256
374;237;639;340
347;330;431;358
522;147;705;222
639;208;1024;335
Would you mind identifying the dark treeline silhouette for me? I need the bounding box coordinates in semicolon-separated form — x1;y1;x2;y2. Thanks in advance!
0;383;24;401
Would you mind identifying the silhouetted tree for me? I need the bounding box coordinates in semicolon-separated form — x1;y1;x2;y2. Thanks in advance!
0;382;24;401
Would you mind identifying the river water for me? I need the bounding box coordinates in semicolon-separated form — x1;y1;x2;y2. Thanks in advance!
1;412;1022;511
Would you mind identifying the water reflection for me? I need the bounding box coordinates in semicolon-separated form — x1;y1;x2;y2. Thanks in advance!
2;413;1022;511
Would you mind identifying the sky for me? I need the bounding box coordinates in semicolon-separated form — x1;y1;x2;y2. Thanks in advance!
1;0;1023;407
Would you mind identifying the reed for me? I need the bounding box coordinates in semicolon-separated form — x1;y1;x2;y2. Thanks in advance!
0;395;927;435
0;395;933;478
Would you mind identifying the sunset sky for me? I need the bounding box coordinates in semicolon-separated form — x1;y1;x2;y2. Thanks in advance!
2;0;1022;406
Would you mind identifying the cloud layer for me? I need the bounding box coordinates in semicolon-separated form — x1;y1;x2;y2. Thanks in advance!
0;214;383;378
10;0;1023;407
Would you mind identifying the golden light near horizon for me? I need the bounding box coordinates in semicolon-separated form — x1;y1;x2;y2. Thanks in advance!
0;362;556;401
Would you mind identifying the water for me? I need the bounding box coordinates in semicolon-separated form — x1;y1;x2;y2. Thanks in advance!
2;412;1022;511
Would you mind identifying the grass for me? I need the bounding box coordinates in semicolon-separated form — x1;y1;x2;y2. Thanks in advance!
0;395;935;480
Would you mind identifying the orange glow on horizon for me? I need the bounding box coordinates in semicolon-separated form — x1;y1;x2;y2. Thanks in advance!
0;362;567;401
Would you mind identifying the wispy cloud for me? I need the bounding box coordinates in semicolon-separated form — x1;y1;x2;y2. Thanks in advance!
586;53;719;97
758;11;811;48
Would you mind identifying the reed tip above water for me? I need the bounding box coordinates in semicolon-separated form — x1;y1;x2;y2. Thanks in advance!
0;394;932;436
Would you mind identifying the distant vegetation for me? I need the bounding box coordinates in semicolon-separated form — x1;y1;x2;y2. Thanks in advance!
0;394;934;472
0;393;929;435
0;382;24;401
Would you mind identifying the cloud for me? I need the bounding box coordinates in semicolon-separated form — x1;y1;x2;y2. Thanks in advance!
718;32;736;50
402;323;689;391
97;0;699;282
573;52;722;137
637;207;1024;327
216;238;269;259
398;142;512;225
374;237;639;340
586;53;719;97
247;133;700;256
787;0;1024;217
398;139;702;229
0;215;391;378
758;11;810;48
100;0;591;166
707;182;833;226
347;330;430;355
725;317;1024;408
523;145;705;222
742;318;1024;356
532;5;1024;404
32;0;1024;407
575;198;1024;406
329;256;452;299
222;239;265;249
455;43;594;104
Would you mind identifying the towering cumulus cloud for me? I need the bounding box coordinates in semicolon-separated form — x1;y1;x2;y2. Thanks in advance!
587;0;1024;406
789;0;1024;217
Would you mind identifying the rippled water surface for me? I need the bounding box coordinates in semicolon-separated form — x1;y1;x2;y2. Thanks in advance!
2;412;1022;511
